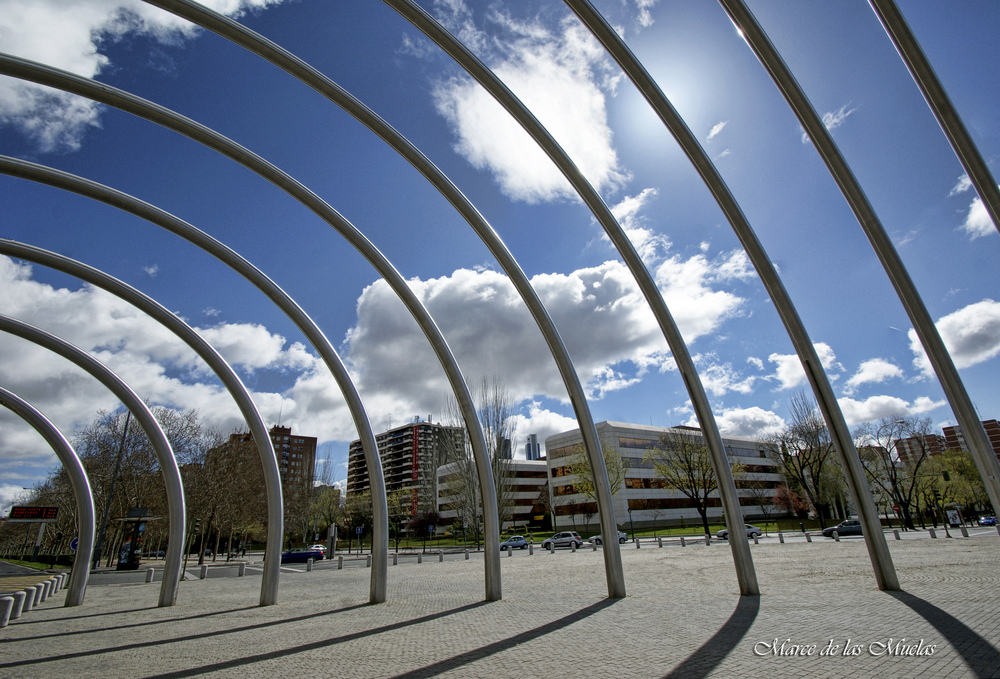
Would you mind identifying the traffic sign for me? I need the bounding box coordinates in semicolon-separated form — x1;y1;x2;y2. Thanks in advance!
9;506;58;521
70;537;79;551
356;526;363;534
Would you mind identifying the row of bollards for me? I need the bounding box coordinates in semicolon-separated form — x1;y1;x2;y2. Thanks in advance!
1;572;66;628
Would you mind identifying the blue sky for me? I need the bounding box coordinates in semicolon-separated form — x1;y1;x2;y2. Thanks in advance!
2;0;998;514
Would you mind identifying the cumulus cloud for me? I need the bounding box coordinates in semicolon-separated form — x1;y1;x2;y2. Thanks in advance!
682;406;785;438
949;173;972;196
767;342;843;390
959;194;998;239
843;358;903;396
801;104;857;144
0;255;322;476
343;249;749;410
908;299;1000;376
0;0;288;152
836;394;945;426
425;6;629;203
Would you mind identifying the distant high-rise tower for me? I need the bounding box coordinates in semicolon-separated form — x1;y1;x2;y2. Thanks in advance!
525;433;541;460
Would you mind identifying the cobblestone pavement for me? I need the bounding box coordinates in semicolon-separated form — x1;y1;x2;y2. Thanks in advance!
2;534;998;678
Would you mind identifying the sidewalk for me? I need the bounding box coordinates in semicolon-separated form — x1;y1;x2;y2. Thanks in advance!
1;534;998;678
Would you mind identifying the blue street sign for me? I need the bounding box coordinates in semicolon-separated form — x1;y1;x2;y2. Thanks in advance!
356;526;362;534
70;537;79;551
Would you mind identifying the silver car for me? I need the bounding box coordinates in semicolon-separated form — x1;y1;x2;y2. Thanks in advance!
716;524;762;539
541;531;583;549
587;530;628;545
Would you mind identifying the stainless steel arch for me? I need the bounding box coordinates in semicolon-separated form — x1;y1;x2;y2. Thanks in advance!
718;0;1000;523
0;239;285;606
0;316;184;607
562;0;896;589
139;0;625;597
0;387;94;607
0;158;389;604
383;0;756;595
0;53;500;600
868;0;1000;237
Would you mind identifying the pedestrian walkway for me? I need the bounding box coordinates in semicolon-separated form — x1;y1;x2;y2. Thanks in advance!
1;534;998;678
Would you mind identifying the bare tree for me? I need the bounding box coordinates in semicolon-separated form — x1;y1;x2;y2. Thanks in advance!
762;393;841;528
563;439;629;532
645;430;743;536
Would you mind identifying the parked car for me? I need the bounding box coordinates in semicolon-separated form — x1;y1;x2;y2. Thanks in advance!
499;535;529;550
281;547;324;563
979;515;997;526
308;544;327;554
716;524;762;540
587;530;628;545
541;532;583;549
822;519;863;538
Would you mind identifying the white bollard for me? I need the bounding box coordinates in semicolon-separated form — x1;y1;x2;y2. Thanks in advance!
960;526;969;538
507;546;513;557
10;591;25;620
833;530;840;542
658;537;663;548
307;558;313;572
22;586;36;611
0;597;13;628
528;544;533;555
753;535;759;545
200;564;208;579
893;530;900;540
571;542;576;552
680;536;686;547
636;539;641;549
417;553;423;564
145;568;155;583
238;562;246;577
805;533;812;542
929;528;937;539
337;556;344;570
33;584;43;606
549;542;554;554
464;549;469;560
393;552;399;566
438;551;443;563
704;535;711;546
366;554;372;567
39;580;51;602
778;532;784;544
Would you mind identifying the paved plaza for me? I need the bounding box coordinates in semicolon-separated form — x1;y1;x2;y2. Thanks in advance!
2;532;999;678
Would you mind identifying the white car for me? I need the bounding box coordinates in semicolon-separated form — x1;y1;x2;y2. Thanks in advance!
587;531;628;545
308;543;327;554
715;524;762;540
541;532;583;549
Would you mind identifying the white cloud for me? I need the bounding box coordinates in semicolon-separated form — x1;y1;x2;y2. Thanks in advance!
694;358;757;397
843;358;903;396
635;0;659;29
683;406;785;438
343;250;748;411
427;9;628;203
949;173;972;196
767;342;843;390
801;104;857;144
609;188;670;263
707;120;728;140
908;299;1000;376
0;484;32;517
836;394;945;426
143;264;159;277
0;0;288;152
959;194;998;239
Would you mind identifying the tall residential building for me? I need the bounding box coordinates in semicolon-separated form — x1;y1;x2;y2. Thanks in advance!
545;421;784;531
347;420;464;516
893;433;946;466
942;420;1000;461
269;426;317;489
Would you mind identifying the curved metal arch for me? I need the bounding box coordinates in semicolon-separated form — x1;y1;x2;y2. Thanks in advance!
868;0;1000;237
0;316;185;607
718;0;1000;525
0;240;286;606
0;159;389;605
382;0;756;595
0;53;500;600
562;0;896;589
0;387;94;607
139;0;624;597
